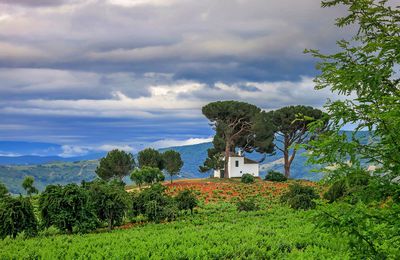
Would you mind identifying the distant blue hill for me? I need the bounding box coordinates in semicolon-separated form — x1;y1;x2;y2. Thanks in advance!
0;141;63;156
0;153;106;165
0;131;371;194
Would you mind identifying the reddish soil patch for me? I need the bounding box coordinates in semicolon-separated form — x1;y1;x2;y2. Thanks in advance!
164;179;316;203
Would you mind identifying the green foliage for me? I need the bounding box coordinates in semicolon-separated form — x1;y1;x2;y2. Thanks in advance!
199;147;224;174
163;150;183;183
323;179;346;203
175;189;198;214
130;169;144;187
0;182;8;198
306;0;400;184
280;183;319;210
86;180;129;230
131;183;176;222
0;161;98;194
316;202;400;259
22;176;38;196
236;197;259;212
39;184;97;234
95;149;135;181
266;105;325;177
0;196;37;239
0;203;352;259
137;148;164;170
131;166;164;186
201;101;274;177
265;171;287;182
241;173;255;184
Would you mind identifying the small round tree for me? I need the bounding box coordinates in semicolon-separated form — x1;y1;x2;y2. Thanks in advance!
0;182;8;199
0;196;37;239
138;166;165;185
130;169;144;188
87;181;129;230
163;150;183;183
39;184;97;234
22;176;38;196
96;149;135;181
175;189;198;214
137;148;164;170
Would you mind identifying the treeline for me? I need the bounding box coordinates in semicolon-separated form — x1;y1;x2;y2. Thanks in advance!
0;148;196;239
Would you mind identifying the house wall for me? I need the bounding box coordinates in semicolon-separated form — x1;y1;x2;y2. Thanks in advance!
228;156;259;178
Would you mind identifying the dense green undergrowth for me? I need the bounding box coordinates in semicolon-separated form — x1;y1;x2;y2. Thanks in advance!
0;202;350;259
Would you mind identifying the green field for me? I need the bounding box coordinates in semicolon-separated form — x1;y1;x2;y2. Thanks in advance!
0;201;350;259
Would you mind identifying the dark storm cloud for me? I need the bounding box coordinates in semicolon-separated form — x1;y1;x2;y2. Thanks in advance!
0;0;355;151
0;0;69;7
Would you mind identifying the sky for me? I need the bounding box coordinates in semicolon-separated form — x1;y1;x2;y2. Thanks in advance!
0;0;353;156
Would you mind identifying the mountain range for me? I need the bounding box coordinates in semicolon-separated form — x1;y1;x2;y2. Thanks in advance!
0;140;323;194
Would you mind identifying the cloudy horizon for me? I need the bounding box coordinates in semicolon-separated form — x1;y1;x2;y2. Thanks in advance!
0;0;353;156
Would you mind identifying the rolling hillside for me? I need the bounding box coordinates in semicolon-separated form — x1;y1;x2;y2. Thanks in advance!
0;141;323;194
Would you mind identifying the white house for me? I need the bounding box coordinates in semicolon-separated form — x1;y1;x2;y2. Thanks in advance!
213;152;259;178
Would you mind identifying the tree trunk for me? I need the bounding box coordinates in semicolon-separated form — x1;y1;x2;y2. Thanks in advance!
283;150;290;178
170;175;173;184
108;215;113;231
224;140;230;178
66;224;73;234
283;135;290;178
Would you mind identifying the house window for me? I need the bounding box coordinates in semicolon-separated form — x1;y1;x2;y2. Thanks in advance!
235;160;239;167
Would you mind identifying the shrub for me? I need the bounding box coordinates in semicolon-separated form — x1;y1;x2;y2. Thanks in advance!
0;182;8;198
0;196;37;239
87;180;130;230
280;183;319;210
131;183;177;222
131;166;165;186
175;189;198;214
265;171;287;182
236;197;259;212
323;179;347;203
241;174;255;184
39;184;97;234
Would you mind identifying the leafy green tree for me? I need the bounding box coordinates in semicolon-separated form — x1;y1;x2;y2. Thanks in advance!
130;169;144;188
306;0;400;180
22;176;38;196
163;150;183;183
305;2;400;258
131;166;165;186
95;149;135;181
266;106;324;177
202;101;274;178
39;184;97;234
0;196;37;239
0;182;8;198
199;136;225;174
175;189;198;214
137;148;164;170
87;181;129;230
131;183;177;222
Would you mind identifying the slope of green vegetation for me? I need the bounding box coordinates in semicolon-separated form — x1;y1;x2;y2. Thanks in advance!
0;202;350;259
0;161;98;194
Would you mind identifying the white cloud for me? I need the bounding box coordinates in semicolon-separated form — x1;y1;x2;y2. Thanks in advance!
60;145;91;157
1;76;344;118
148;137;213;149
107;0;177;7
97;144;134;152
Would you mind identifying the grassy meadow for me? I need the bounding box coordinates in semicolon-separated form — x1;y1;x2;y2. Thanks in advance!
0;179;352;259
